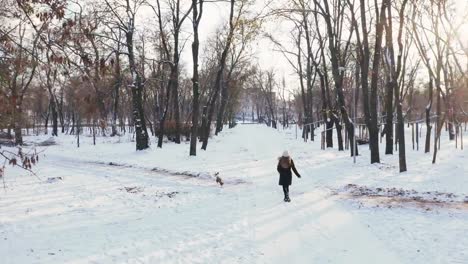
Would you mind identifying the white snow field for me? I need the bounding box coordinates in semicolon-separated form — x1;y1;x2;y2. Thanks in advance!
1;124;468;264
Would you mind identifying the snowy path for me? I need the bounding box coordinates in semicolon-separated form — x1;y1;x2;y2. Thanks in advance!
231;127;402;263
251;188;402;263
1;124;468;263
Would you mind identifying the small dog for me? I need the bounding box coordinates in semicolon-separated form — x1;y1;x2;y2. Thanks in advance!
215;172;224;186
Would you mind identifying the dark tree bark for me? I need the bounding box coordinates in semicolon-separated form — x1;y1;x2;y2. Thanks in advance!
348;0;387;162
425;77;433;153
12;104;23;145
383;77;394;154
44;106;50;135
49;96;58;137
152;0;192;146
295;29;310;141
411;2;446;160
314;32;334;148
58;89;65;134
215;80;229;135
366;1;388;164
124;3;149;150
157;75;171;148
111;52;121;137
316;0;358;156
172;47;181;143
432;77;443;163
384;0;408;171
45;47;59;137
301;6;315;141
190;0;203;156
316;43;334;148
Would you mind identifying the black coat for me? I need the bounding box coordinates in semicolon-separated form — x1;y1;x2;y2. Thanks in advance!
277;159;301;186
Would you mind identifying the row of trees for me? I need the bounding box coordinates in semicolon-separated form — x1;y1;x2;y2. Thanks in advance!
1;0;467;171
1;0;263;156
267;0;467;172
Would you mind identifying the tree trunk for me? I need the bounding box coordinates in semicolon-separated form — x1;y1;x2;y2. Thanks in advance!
44;106;50;135
190;0;202;156
126;16;149;150
432;81;442;163
385;0;407;171
432;113;446;164
200;106;208;143
70;112;75;135
172;64;181;144
334;116;344;151
13;104;23;146
215;81;228;135
59;92;65;134
366;2;388;163
111;53;121;137
396;91;406;172
318;68;333;148
296;33;309;141
158;70;172;148
424;77;434;153
326;120;333;147
77;114;81;148
92;119;96;146
302;10;315;142
384;80;394;154
50;96;58;137
320;0;357;156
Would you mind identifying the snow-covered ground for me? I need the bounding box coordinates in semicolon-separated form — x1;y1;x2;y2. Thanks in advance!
1;124;467;263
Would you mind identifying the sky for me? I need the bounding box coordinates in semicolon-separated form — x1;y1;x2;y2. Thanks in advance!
135;0;467;95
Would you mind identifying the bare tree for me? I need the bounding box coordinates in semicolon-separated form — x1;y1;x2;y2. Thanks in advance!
189;0;203;156
104;0;149;150
347;0;389;162
215;15;259;135
314;0;358;156
151;0;192;145
200;0;245;150
1;0;66;145
382;0;409;172
411;0;449;163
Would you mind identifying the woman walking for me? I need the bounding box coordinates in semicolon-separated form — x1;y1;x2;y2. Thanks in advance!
277;150;301;202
